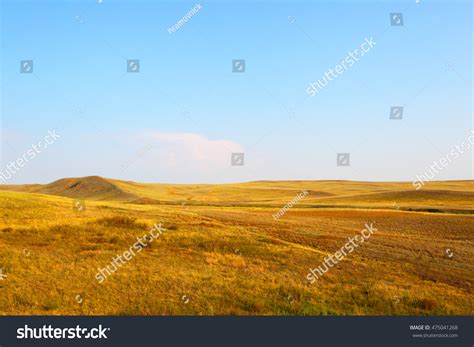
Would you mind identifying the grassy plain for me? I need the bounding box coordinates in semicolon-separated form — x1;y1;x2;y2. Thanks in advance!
0;177;472;315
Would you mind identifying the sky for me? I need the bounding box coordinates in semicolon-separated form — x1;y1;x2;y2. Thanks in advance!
0;0;472;184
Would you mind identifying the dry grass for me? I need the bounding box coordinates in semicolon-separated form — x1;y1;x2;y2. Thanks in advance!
0;178;472;315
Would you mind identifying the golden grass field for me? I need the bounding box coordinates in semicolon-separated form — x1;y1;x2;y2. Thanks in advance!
0;176;473;315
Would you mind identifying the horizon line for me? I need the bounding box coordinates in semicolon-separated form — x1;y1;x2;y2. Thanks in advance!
1;175;473;186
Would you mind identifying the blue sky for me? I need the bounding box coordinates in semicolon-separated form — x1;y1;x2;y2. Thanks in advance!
1;0;472;184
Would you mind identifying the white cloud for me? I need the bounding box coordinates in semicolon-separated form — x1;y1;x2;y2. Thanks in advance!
140;132;243;172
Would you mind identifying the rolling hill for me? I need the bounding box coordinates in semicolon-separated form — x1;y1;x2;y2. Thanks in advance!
1;176;473;212
0;176;137;201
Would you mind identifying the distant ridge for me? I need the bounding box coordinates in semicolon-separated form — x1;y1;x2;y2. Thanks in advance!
1;176;138;201
37;176;138;201
0;176;472;212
